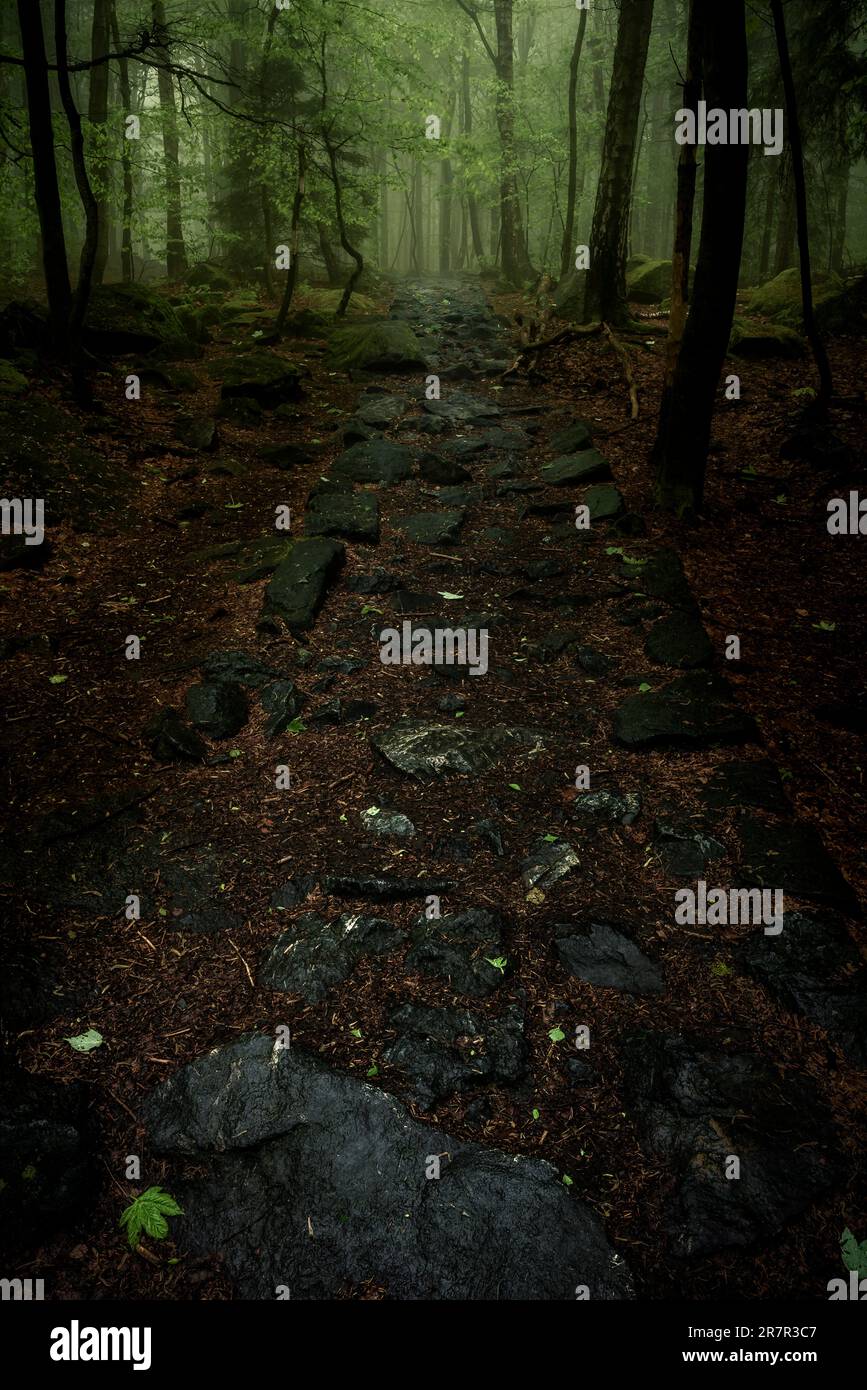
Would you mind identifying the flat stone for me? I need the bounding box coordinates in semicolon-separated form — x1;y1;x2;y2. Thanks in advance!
264;538;344;631
258;442;315;471
260;680;306;736
219;350;304;408
639;548;695;610
645;611;713;668
541;450;612;487
259;912;404;1003
583;484;624;522
346;568;401;594
576;646;614;676
372;719;544;778
550;420;593;454
653;820;726;876
321;873;455;901
331;439;413;485
396;509;465;545
360;807;416;838
202;650;292;689
305;492;379;543
141;1034;632;1299
556;921;664;995
735;817;859;915
621;1031;839;1256
702;760;788;814
145;707;207;762
384;1003;528;1109
406;908;507;996
354;394;408;428
232;536;295;584
185;681;249;739
175;414;217;451
521;839;580;894
419;454;473;485
572;790;641;825
613;673;759;748
424;391;501;422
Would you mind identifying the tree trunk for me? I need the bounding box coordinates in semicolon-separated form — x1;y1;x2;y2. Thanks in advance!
493;0;534;284
325;137;364;317
88;0;110;284
461;53;485;262
16;0;71;351
151;0;187;278
439;87;456;272
54;0;98;387
584;0;655;325
653;0;749;517
276;146;306;332
109;2;135;283
758;166;776;279
319;228;341;285
770;0;832;412
773;164;796;274
560;8;588;278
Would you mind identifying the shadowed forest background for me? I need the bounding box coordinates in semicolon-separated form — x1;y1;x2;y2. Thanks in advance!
1;0;867;1307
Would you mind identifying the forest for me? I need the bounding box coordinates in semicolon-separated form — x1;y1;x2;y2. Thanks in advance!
1;0;867;1323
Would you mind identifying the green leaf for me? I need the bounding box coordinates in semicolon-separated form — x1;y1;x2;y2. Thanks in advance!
366;1063;379;1078
48;674;68;685
361;605;383;616
65;1029;103;1052
638;682;652;693
285;717;306;733
542;833;557;843
562;1174;573;1187
548;1027;566;1043
532;1108;540;1121
841;1228;867;1278
229;749;242;759
119;1186;183;1249
437;591;464;600
508;783;521;791
813;620;836;632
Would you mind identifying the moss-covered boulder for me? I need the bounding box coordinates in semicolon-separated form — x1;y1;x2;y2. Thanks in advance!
327;319;427;372
729;316;806;359
83;283;197;358
0;359;27;396
282;308;332;338
747;269;847;332
211;349;306;408
185;262;233;292
304;288;377;316
626;257;673;304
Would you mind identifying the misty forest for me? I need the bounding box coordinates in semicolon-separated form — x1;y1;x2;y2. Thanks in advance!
2;0;867;1305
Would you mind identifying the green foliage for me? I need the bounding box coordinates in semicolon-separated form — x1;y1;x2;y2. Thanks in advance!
841;1229;867;1279
119;1187;183;1249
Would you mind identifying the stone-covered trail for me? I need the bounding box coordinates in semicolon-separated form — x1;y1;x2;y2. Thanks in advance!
2;275;865;1301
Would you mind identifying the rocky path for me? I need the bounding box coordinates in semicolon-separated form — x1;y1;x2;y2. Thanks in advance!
4;275;865;1300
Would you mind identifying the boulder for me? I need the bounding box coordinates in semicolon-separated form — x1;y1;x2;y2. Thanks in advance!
328;319;427;372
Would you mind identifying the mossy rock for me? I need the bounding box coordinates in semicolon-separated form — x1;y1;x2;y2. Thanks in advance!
185;262;233;292
729;316;806;359
282;308;332;338
0;359;27;396
304;288;377;316
327;319;427;372
747;268;845;332
626;258;673;304
83;283;197;358
211;349;306;408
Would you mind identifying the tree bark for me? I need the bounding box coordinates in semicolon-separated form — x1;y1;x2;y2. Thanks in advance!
151;0;187;278
276;145;306;332
560;8;588;279
493;0;534;284
16;0;71;351
109;1;135;282
88;0;110;284
325;136;364;317
653;0;749;517
460;52;485;262
54;0;98;381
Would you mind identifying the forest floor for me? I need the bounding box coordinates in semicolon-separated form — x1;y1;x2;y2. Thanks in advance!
1;271;866;1301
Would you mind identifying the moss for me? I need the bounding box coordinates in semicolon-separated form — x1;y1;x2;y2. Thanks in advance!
729;316;806;359
626;258;673;304
327;319;426;371
84;283;196;358
747;268;845;331
303;287;377;316
0;359;27;396
185;262;233;292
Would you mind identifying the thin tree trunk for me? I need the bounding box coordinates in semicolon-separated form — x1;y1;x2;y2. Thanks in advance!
88;0;110;284
770;0;832;411
439;86;456;272
276;145;306;332
151;0;187;278
773;163;796;274
54;0;98;393
758;166;776;279
493;0;534;284
109;2;135;283
560;8;588;278
461;52;484;261
16;0;71;352
653;0;750;516
325;136;364;316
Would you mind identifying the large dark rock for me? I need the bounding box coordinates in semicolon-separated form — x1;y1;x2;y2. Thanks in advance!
613;673;758;749
372;719;545;778
572;789;641;826
264;538;345;630
185;681;249;739
258;442;315;471
330;439;413;485
259;912;404;1003
639;549;695;610
583;484;624;521
0;1059;96;1251
418;454;473;485
384;1003;528;1108
305;492;379;543
550;420;593;454
702;760;788;814
406;908;507;996
145;707;207;762
328;320;427;372
396;509;465;545
423;391;501;423
621;1031;839;1256
645;611;713;669
521;838;580;893
84;283;195;358
218;350;305;408
353;394;408;428
652;820;726;877
735;817;859;916
260;680;306;736
141;1035;632;1299
739;911;867;1065
541;451;611;487
202;650;292;689
556;921;664;995
321;873;456;901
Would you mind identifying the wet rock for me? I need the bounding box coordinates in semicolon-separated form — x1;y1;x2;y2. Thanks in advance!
576;645;614;676
141;1034;632;1299
258;442;315;471
305;492;379;543
354;394;408;428
397;509;465;545
613;673;759;749
572;790;641;825
550;420;593;454
639;548;695;610
406;908;507;996
739;911;867;1064
322;872;454;901
372;719;544;778
527;628;582;662
556;921;664;995
309;697;376;725
317;656;366;675
145;707;207;761
84;283;195;357
384;1003;528;1108
264;538;345;631
175;415;217;452
270;876;317;910
418;454;473;485
424;390;501;423
653;820;726;876
202;650;292;689
231;536;294;584
735;817;859;916
328;320;427;372
0;1060;96;1252
259;912;404;1003
218;350;305;408
330;439;413;486
702;760;788;814
346;568;401;594
522;839;580;894
260;680;306;736
185;681;249;739
645;611;713;668
360;807;416;838
541;450;612;487
621;1031;839;1256
583;484;624;522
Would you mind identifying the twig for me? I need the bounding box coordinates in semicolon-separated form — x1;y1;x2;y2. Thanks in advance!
602;322;639;419
227;936;255;989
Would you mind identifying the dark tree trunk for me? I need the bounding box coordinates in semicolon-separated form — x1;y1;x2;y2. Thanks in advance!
773;164;796;274
461;53;485;261
584;0;655;325
560;8;588;278
493;0;534;284
319;228;341;285
151;0;187;278
770;0;832;412
16;0;71;352
758;166;776;279
439;87;456;273
54;0;98;397
653;0;749;517
88;0;110;284
276;146;306;332
325;137;364;317
110;2;135;282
